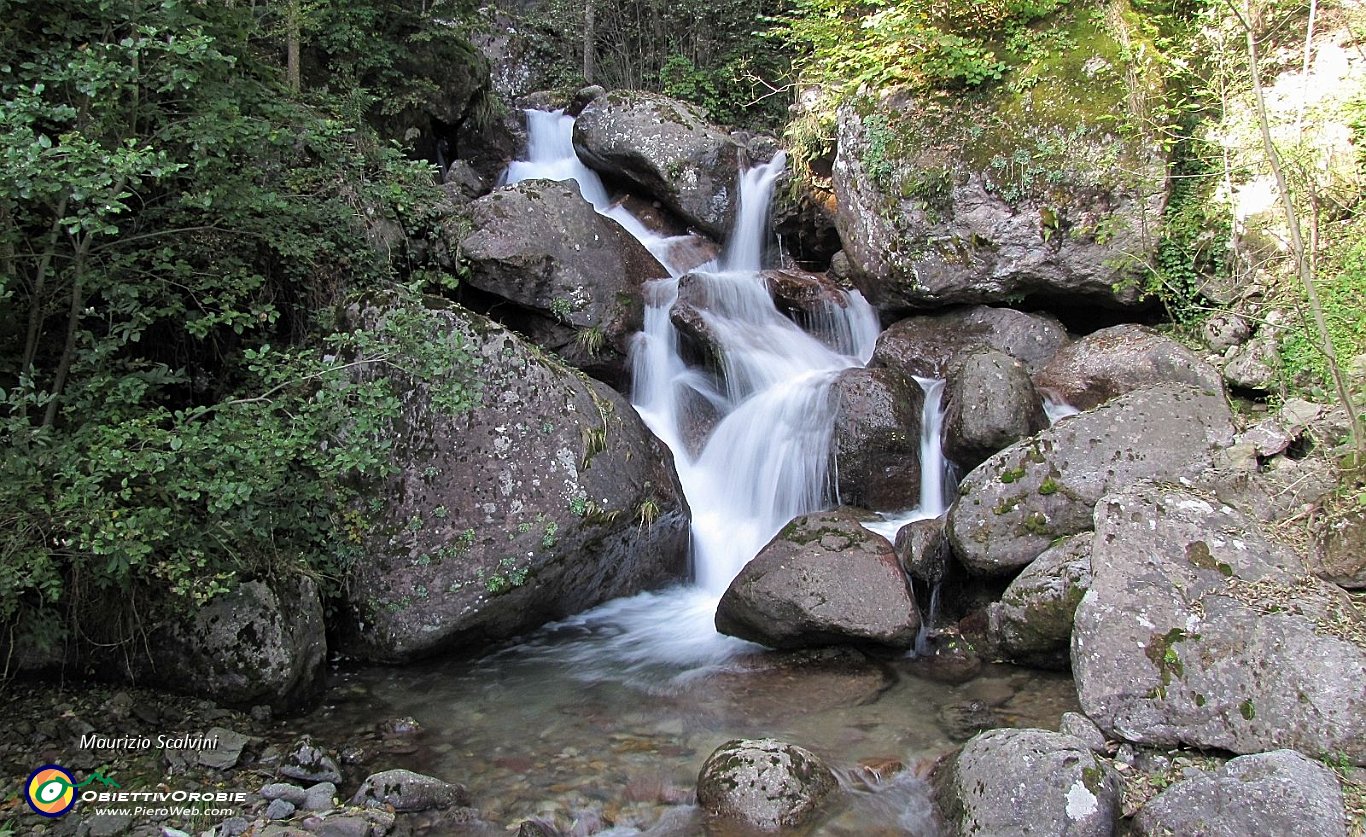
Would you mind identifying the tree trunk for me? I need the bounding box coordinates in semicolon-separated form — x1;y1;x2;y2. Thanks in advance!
286;0;301;92
583;0;596;84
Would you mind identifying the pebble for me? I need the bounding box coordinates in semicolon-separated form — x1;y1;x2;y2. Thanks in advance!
265;798;296;820
87;813;134;836
215;817;249;837
302;781;337;811
260;783;308;805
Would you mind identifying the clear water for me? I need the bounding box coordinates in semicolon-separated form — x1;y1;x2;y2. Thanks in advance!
302;111;1080;834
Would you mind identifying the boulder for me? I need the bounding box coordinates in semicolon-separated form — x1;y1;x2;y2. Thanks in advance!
1317;508;1366;589
983;533;1093;669
829;368;924;510
945;348;1049;469
1133;750;1348;837
1196;445;1337;525
833;74;1164;312
872;306;1069;380
935;728;1121;836
715;509;919;649
1033;324;1225;411
947;383;1236;575
573;91;744;237
1073;484;1366;765
458;179;669;384
280;737;343;785
137;576;325;712
894;517;951;587
1201;312;1252;353
351;769;469;812
340;299;689;662
696;738;837;830
1223;330;1280;390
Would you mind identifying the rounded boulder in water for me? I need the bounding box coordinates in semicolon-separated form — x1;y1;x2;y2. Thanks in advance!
696;738;837;830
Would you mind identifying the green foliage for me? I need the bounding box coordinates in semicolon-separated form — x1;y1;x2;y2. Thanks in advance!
1280;214;1366;397
1143;131;1229;325
0;0;474;658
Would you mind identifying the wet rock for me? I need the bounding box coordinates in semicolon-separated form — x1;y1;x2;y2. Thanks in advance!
762;269;851;321
1032;324;1224;412
517;820;561;837
833;83;1164;312
694;647;894;720
871;305;1069;380
1317;509;1366;589
1133;750;1347;837
907;628;982;684
352;768;469;812
937;700;1002;742
1073;484;1366;765
280;737;342;784
669;271;725;368
573;91;744;237
945;348;1048;469
830;368;924;510
947;383;1235;575
458;179;669;382
715;509;919;649
696;738;837;830
339;299;689;662
935;728;1121;836
133;576;325;712
984;533;1093;669
1059;712;1108;755
894;517;951;587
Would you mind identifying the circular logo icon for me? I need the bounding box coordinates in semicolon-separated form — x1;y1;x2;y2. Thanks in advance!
25;764;77;817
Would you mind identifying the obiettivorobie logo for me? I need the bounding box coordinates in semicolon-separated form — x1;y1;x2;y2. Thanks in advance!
23;763;247;819
24;765;120;817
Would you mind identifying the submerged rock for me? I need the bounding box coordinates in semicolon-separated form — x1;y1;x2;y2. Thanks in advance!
696;738;837;830
1133;750;1348;837
871;305;1069;380
458;179;669;384
573;91;744;237
1032;324;1224;411
935;728;1121;836
715;509;919;649
944;348;1048;470
1073;484;1366;765
339;299;688;662
947;383;1235;575
829;367;924;511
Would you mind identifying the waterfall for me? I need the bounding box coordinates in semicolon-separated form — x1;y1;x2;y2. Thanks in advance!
860;378;956;542
500;110;883;673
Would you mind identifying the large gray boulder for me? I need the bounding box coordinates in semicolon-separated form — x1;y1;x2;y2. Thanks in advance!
458;179;669;383
1317;508;1366;589
716;509;919;649
696;738;837;830
1133;750;1348;837
573;91;744;237
947;383;1236;576
1073;484;1366;765
983;533;1093;669
829;368;923;511
139;576;325;711
935;728;1121;836
340;299;689;661
833;82;1164;312
871;305;1069;380
945;348;1048;469
1032;324;1224;411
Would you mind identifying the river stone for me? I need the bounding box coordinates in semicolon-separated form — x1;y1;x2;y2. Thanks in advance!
935;728;1121;836
1317;508;1366;589
339;299;688;662
947;383;1236;575
830;368;924;510
983;533;1093;669
1133;750;1348;837
573;91;743;237
937;700;1002;742
1032;324;1224;411
352;769;469;812
945;348;1048;469
136;576;325;712
690;647;894;722
762;269;852;321
260;784;308;806
696;738;837;830
1073;484;1366;765
458;179;668;383
894;517;951;587
833;82;1164;312
1059;712;1108;755
871;305;1069;380
715;509;919;649
280;737;342;785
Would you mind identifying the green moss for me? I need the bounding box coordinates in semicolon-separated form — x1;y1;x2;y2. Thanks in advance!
1239;699;1256;721
1038;477;1060;495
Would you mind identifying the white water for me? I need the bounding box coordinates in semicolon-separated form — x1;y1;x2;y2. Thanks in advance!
498;110;881;674
861;377;955;542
